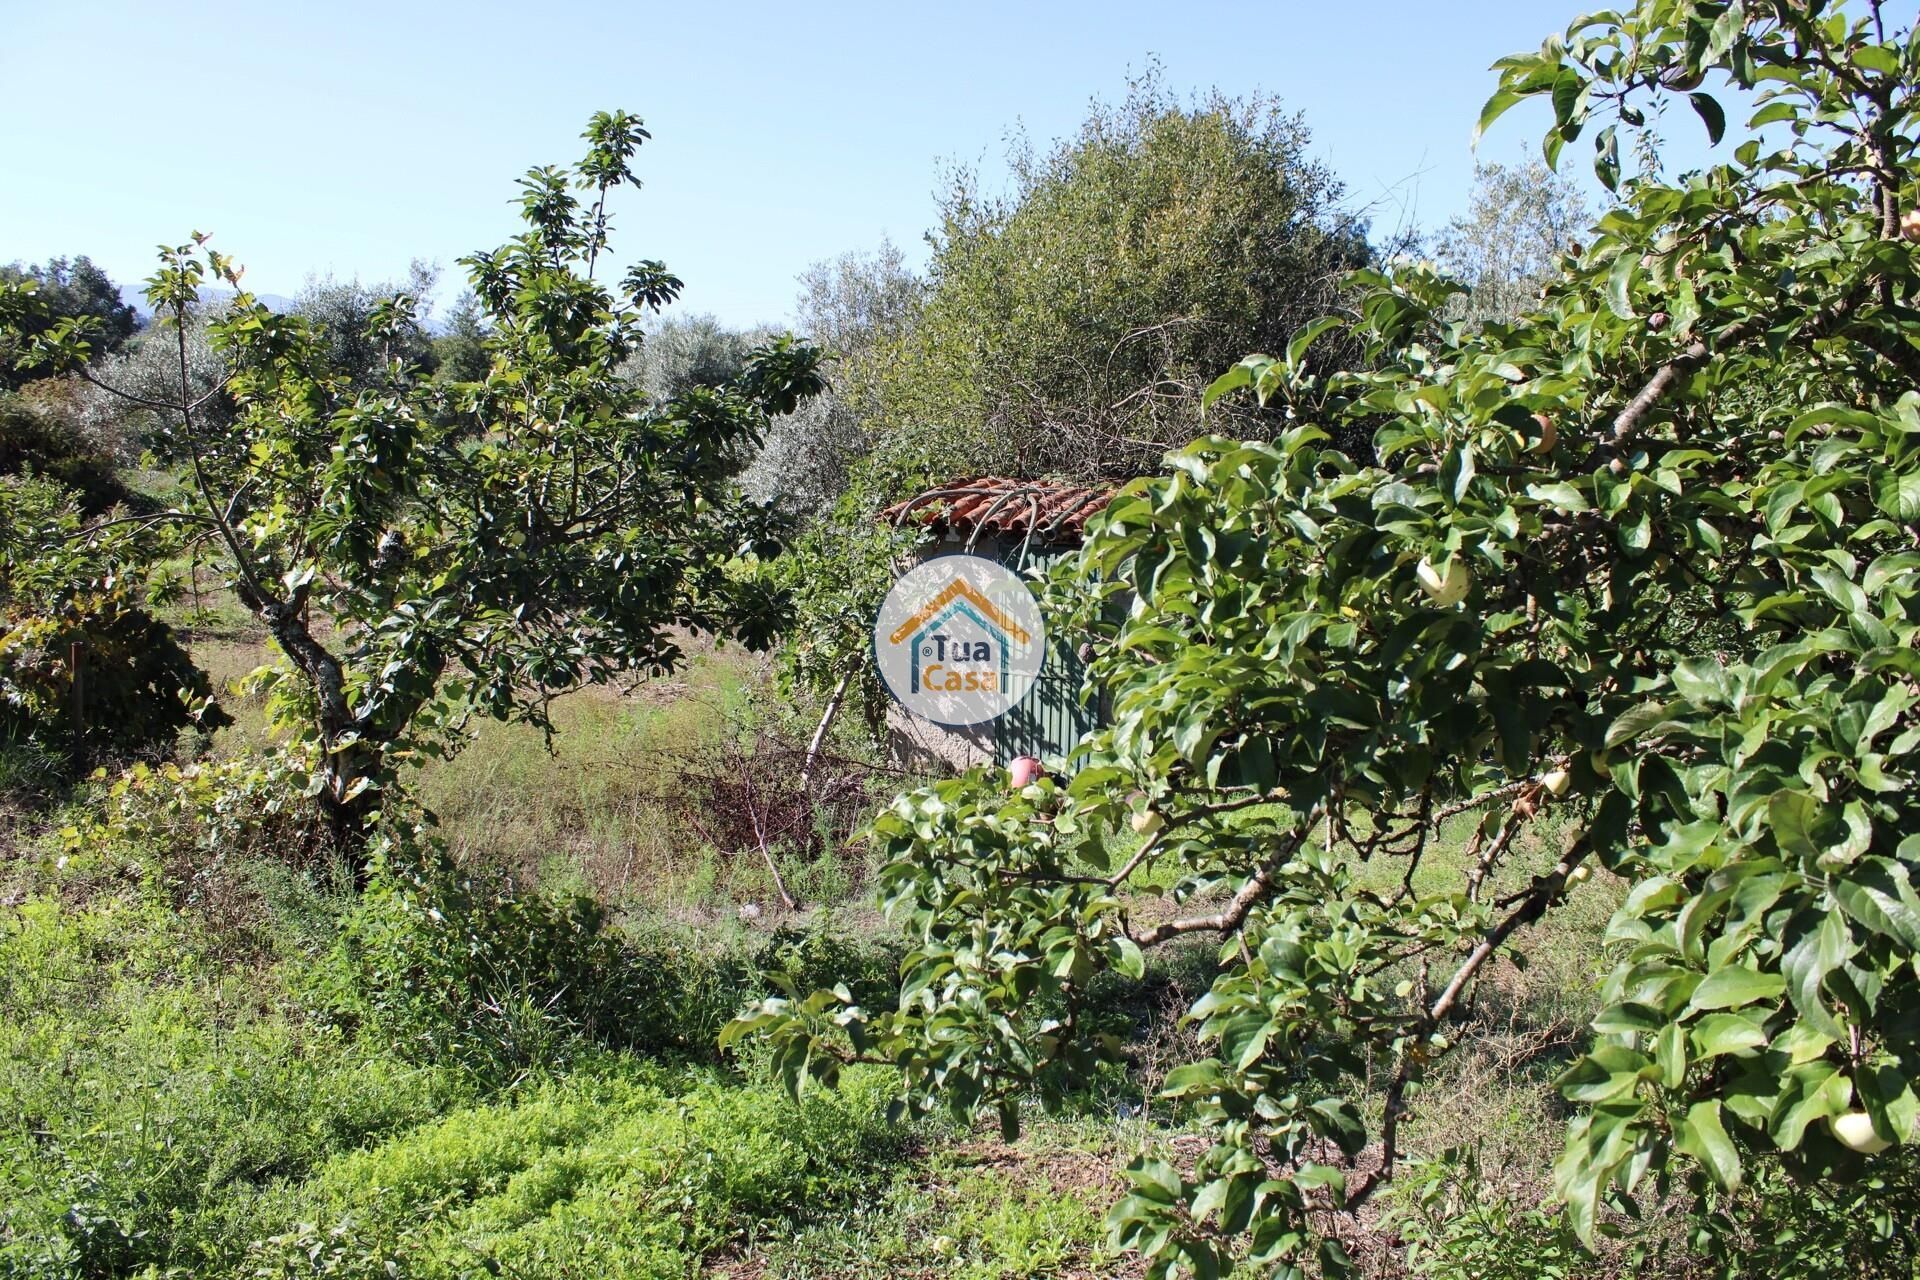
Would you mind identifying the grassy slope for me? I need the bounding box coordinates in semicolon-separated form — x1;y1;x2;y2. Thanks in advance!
0;577;1648;1279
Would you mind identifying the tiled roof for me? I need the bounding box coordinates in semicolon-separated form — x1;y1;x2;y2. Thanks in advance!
883;477;1114;545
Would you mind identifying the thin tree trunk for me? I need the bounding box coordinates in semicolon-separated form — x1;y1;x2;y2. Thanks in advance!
747;789;800;911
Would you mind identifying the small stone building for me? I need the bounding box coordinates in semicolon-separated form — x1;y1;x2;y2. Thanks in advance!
880;477;1112;772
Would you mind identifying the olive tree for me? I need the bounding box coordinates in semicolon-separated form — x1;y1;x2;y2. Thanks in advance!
861;71;1370;488
1435;161;1595;326
735;3;1920;1273
743;241;926;517
2;111;823;853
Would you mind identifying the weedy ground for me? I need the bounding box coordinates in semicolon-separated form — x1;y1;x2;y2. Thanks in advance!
0;578;1658;1279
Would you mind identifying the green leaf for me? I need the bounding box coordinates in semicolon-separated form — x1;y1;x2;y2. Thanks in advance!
1606;700;1673;748
1160;1060;1226;1098
1687;965;1786;1012
1768;790;1829;861
1203;361;1256;411
1473;88;1525;147
1595;124;1621;191
1691;1012;1770;1059
1606;250;1637;319
1654;1022;1687;1089
1551;70;1583;127
1528;481;1590;511
1874;466;1920;521
1440;443;1476;505
1688;93;1726;145
1673;1101;1741;1190
1671;656;1730;705
1285;316;1343;372
1832;859;1920;949
1781;911;1852;1039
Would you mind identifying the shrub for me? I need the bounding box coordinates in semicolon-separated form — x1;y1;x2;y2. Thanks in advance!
0;892;462;1278
0;589;228;774
0;391;130;513
0;473;226;787
322;833;642;1083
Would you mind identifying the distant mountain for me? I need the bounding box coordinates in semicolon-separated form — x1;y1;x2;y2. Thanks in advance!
119;284;298;320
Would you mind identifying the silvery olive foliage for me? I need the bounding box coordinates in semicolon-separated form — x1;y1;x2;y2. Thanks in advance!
733;3;1920;1274
1;112;825;851
744;241;926;518
1435;161;1597;327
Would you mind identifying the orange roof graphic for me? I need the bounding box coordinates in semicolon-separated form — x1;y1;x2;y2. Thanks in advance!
887;578;1033;646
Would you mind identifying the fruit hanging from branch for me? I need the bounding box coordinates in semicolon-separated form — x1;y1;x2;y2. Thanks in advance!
1416;555;1472;606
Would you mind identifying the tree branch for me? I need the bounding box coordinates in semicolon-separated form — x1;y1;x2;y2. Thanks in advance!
1347;830;1594;1209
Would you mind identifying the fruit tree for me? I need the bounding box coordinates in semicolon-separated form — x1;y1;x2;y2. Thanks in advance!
732;2;1920;1273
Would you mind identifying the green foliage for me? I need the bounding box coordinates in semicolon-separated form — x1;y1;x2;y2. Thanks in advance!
1434;162;1594;328
736;2;1920;1274
0;111;827;846
240;1063;904;1280
775;501;924;734
0;739;921;1278
0;592;225;771
0;843;913;1278
0;475;226;780
0;256;138;391
1681;1145;1920;1278
291;263;441;389
0;887;465;1278
0;392;131;512
324;832;643;1083
744;240;926;517
858;69;1369;487
427;290;491;387
1389;1151;1591;1280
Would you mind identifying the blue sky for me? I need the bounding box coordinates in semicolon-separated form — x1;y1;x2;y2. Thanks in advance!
0;1;1709;328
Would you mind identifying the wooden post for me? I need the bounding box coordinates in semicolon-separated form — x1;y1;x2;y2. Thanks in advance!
68;638;87;766
798;670;853;792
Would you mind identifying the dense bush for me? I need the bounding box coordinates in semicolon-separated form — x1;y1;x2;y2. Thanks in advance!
0;592;225;771
0;475;225;784
0;393;130;513
324;834;646;1082
856;70;1370;487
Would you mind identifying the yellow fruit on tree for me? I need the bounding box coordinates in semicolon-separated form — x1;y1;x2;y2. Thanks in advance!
1832;1110;1892;1154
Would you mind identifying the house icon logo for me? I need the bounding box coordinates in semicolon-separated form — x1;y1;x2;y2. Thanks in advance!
874;555;1046;726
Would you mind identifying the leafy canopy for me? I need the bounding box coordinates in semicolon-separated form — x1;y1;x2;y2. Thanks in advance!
734;2;1920;1275
858;71;1370;490
0;111;825;844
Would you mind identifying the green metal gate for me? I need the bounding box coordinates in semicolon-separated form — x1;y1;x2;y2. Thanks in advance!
991;547;1101;765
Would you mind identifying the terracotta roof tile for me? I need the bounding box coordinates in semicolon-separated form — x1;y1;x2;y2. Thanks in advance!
883;477;1114;545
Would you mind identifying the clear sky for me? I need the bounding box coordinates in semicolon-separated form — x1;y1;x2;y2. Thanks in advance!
0;1;1705;329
